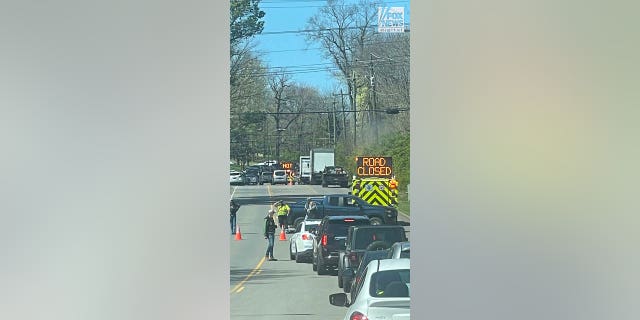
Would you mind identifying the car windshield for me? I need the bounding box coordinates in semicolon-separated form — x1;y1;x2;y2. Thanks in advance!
326;220;370;236
354;229;406;249
369;269;410;298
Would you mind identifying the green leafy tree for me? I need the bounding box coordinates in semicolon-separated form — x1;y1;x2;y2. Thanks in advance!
231;0;266;46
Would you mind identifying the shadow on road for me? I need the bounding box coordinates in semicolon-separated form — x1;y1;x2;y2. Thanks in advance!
397;221;410;226
230;268;311;284
231;194;319;206
231;313;316;318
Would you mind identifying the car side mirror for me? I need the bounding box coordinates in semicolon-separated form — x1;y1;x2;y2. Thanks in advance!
329;293;349;307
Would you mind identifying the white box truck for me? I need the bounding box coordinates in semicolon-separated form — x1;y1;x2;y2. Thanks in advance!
299;155;311;184
309;148;335;185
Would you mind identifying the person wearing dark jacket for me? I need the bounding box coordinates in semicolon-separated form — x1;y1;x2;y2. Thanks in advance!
230;199;240;235
264;209;278;261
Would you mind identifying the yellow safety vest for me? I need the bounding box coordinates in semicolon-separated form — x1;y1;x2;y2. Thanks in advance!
277;204;289;216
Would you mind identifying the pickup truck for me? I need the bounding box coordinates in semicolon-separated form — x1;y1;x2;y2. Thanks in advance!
286;194;398;230
321;166;350;188
337;225;408;290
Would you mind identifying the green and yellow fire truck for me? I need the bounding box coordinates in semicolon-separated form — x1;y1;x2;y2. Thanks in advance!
350;156;399;207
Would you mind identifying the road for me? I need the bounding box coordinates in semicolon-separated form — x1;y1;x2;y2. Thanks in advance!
230;183;410;320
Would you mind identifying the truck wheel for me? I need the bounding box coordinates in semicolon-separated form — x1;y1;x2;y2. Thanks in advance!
344;280;352;293
369;217;383;225
317;258;329;275
295;251;303;263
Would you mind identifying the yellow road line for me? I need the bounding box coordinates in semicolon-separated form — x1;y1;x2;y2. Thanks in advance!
231;256;266;294
235;286;244;293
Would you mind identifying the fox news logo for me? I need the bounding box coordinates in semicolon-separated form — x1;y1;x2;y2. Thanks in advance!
378;7;405;33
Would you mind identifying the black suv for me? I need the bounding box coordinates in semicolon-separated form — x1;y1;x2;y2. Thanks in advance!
337;225;407;289
312;215;371;275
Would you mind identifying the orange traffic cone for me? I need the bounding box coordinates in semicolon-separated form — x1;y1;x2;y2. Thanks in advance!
234;225;243;240
279;228;287;241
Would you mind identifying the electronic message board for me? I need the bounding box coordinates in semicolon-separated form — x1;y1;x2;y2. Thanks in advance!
355;156;393;178
281;161;293;174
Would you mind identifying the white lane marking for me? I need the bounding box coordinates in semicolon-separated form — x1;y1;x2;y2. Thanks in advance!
231;185;238;199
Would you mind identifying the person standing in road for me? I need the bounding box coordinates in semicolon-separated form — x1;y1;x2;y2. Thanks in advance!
230;199;240;235
275;200;290;231
304;197;319;220
264;209;278;261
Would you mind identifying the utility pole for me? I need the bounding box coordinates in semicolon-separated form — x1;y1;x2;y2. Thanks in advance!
274;84;288;164
352;70;357;147
332;99;337;146
370;53;379;145
341;89;346;142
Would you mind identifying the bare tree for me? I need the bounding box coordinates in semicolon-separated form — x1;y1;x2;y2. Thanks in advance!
306;0;382;146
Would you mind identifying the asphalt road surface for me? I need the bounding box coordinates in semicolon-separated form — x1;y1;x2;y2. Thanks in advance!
230;183;410;320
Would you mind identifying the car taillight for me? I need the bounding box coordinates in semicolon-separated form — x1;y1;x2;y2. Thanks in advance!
301;234;309;240
344;218;355;222
321;234;328;246
350;311;368;320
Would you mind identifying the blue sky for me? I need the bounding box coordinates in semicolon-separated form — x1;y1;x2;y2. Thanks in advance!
251;0;410;94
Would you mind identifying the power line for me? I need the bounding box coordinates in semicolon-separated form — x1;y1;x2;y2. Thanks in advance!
254;37;409;54
257;24;410;35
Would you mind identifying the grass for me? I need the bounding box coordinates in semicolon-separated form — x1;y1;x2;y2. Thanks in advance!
396;190;410;216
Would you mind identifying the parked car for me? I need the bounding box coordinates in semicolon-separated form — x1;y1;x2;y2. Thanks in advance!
338;225;408;289
329;258;410;320
244;170;260;185
271;169;288;185
229;171;245;185
289;219;321;263
387;241;410;259
286;194;398;226
312;215;371;275
259;171;273;185
344;249;390;294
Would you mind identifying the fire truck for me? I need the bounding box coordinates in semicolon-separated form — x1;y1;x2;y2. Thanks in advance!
349;156;399;207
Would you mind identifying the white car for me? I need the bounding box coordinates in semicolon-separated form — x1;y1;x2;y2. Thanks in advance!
330;258;410;320
230;171;244;185
289;220;321;263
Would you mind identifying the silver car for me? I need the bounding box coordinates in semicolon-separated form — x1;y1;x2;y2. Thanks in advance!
271;169;288;185
387;241;410;259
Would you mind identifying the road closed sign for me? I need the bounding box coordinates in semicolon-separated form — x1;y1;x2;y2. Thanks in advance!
355;156;393;178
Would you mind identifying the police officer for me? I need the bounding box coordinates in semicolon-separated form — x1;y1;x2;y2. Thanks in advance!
275;200;290;230
264;209;278;261
230;199;240;235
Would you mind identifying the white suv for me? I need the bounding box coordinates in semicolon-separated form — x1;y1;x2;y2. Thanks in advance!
329;258;410;320
271;170;288;185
